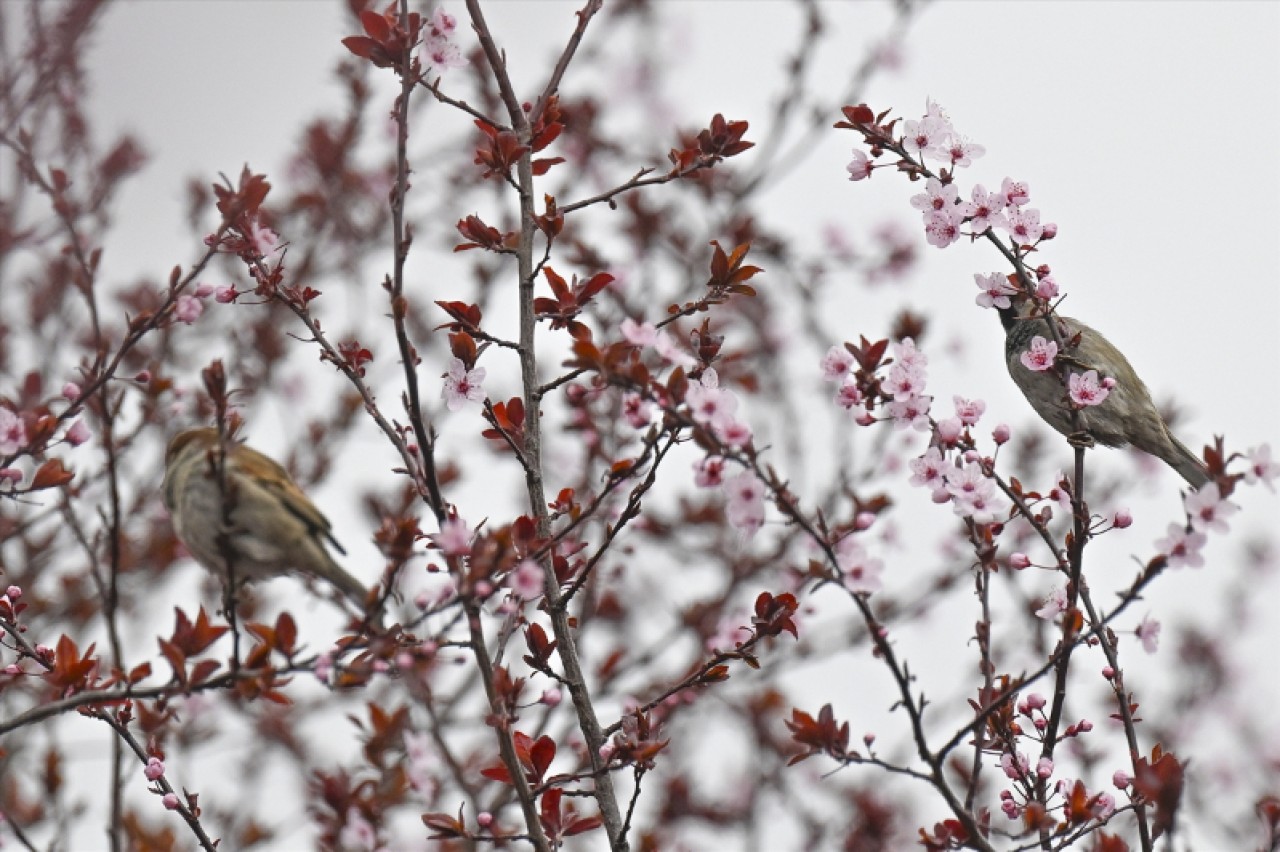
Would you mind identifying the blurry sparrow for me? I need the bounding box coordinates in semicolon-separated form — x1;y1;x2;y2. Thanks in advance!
999;298;1209;489
163;428;374;611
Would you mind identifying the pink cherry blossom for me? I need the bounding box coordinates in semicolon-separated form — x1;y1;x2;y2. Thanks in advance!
620;317;657;347
953;396;986;426
214;284;238;303
908;447;946;489
1154;522;1207;569
66;420;91;446
902;116;948;161
693;456;726;488
162;793;180;811
1020;337;1058;372
144;757;165;781
248;218;280;257
966;184;1007;233
1034;274;1060;301
1183;483;1239;534
1005;207;1044;245
1001;177;1030;208
943;135;985;168
1035;586;1069;620
62;382;81;401
910;177;960;214
834;377;863;411
885;394;932;431
883;364;925;399
429;516;473;556
1068;370;1109;408
974;272;1019;309
923;208;961;248
1135;615;1160;654
507;558;544;600
441;357;486;411
622;392;653;428
653;330;696;368
724;470;766;537
846;149;873;181
0;408;26;454
174;295;204;325
936;417;962;445
1243;443;1278;492
820;345;855;381
836;536;883;595
713;415;753;449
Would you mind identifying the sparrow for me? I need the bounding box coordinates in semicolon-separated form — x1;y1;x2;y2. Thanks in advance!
999;298;1209;489
163;427;375;612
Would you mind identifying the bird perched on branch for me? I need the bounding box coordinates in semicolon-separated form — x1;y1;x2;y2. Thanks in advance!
163;427;377;614
998;297;1209;489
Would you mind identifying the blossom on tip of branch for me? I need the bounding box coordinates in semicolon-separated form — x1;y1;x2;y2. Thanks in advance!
1183;483;1239;535
1136;615;1160;654
846;149;873;181
1035;586;1069;620
820;345;854;382
1243;443;1278;492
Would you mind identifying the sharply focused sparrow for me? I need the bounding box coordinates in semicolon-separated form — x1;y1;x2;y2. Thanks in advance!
999;297;1210;489
163;428;374;611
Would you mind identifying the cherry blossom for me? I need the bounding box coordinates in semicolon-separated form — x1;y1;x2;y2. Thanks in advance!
923;208;961;248
846;149;873;181
909;177;960;214
886;394;932;431
724;470;766;537
428;516;473;557
837;536;884;595
174;294;204;325
65;420;91;446
1243;443;1278;492
621;391;653;428
1184;483;1239;534
441;357;486;411
693;455;726;488
507;558;544;600
1154;522;1208;569
620;317;657;347
834;377;863;410
908;447;946;489
820;344;854;381
974;272;1019;310
966;184;1006;233
0;408;26;454
943;135;985;168
1004;206;1043;245
1135;615;1160;654
1035;586;1069;620
953;395;986;426
1068;370;1110;407
1034;274;1060;300
1000;177;1030;208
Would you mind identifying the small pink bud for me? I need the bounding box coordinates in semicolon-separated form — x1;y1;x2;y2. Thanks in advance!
477;811;493;828
414;592;432;609
931;487;951;505
66;420;91;446
372;660;389;673
1101;377;1117;390
599;743;615;762
1033;718;1046;731
474;580;493;598
1025;692;1046;710
1036;757;1053;778
4;664;21;675
1113;508;1133;528
1035;265;1052;278
62;382;82;401
1101;666;1115;679
541;688;562;707
134;370;151;384
1010;552;1031;570
396;652;414;670
1041;222;1058;240
162;793;180;811
854;511;875;531
1077;719;1093;732
145;757;165;781
854;411;875;427
214;284;237;303
992;423;1011;444
193;282;215;298
863;733;875;748
1035;277;1060;300
6;585;20;600
1113;770;1132;789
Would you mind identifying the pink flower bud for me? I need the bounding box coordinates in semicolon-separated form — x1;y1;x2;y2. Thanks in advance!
863;733;876;748
1041;222;1058;240
134;370;151;384
474;580;493;598
477;811;493;827
145;757;165;781
1113;508;1133;528
1101;666;1115;679
854;411;875;427
214;284;237;303
1010;552;1031;570
1035;277;1059;300
62;382;82;401
1101;376;1117;390
599;743;615;762
992;423;1011;444
193;282;215;298
1036;757;1053;778
66;420;91;446
162;793;180;811
396;652;414;671
854;511;875;531
541;688;562;707
6;585;21;600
